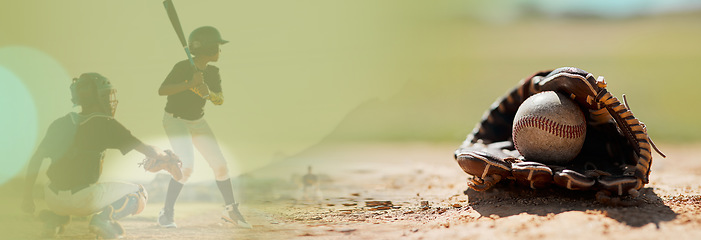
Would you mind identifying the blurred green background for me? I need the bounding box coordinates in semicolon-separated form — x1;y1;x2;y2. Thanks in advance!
1;0;700;191
0;0;701;184
2;0;701;238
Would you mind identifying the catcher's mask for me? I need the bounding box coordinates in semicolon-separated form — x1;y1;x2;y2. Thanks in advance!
188;26;228;56
70;73;118;116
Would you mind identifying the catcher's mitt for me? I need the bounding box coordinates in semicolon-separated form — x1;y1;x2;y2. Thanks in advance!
454;67;665;203
139;150;183;181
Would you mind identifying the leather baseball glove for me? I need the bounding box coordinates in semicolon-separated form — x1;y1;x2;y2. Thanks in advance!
140;150;183;181
454;67;665;204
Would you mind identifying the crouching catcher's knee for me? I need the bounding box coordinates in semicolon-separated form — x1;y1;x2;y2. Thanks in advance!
111;184;148;220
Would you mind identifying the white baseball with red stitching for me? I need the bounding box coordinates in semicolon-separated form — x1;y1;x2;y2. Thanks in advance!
512;91;586;164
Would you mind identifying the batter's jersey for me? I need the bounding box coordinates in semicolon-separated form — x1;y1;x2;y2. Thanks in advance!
161;59;223;120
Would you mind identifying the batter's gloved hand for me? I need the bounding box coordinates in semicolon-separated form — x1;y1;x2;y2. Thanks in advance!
208;91;224;105
188;71;210;99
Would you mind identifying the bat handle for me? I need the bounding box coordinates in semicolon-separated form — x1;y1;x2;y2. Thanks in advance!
184;46;196;67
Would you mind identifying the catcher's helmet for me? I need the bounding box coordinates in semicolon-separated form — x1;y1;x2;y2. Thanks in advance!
70;73;118;116
188;26;228;56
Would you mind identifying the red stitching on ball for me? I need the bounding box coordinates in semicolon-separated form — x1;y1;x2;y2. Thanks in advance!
514;115;586;139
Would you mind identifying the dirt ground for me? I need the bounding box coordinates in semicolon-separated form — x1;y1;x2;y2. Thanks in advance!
251;142;701;240
7;142;701;239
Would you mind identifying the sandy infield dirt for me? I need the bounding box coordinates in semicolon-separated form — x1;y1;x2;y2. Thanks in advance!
248;143;701;240
7;142;700;239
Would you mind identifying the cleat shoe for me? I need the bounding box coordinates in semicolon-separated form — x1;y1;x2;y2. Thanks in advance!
111;221;125;237
158;208;177;228
41;225;60;238
222;203;252;229
38;210;69;238
89;215;122;239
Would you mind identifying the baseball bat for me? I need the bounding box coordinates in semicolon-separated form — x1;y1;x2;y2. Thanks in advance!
163;0;195;68
163;0;209;98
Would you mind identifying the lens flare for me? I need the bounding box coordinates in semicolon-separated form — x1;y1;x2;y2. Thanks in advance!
0;66;38;185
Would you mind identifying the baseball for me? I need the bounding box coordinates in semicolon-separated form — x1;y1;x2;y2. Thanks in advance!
512;91;586;165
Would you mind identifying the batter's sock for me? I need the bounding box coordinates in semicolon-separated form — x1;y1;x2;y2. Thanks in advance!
216;178;236;205
164;178;184;212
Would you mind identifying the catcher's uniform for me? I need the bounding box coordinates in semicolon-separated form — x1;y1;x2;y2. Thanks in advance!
161;59;226;171
42;112;142;216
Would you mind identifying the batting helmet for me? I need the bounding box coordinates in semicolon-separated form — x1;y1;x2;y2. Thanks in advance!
188;26;228;56
70;73;118;116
